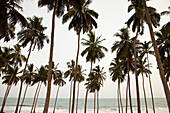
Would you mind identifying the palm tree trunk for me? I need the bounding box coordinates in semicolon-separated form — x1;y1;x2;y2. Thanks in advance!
19;84;29;113
94;91;96;113
53;86;60;113
43;1;57;113
118;80;123;113
15;42;33;113
141;73;148;113
125;76;129;113
134;26;141;113
117;81;120;113
147;54;155;113
76;82;80;113
141;0;170;111
69;81;73;113
30;82;40;113
0;85;11;113
33;82;42;113
71;31;81;113
127;61;133;113
84;62;93;113
97;91;99;113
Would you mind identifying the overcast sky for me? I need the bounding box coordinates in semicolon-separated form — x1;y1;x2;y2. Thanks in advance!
0;0;170;99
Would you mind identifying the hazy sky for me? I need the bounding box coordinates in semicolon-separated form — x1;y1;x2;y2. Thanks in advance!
0;0;170;99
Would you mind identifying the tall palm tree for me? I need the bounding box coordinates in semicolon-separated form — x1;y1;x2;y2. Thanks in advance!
76;65;85;113
0;45;25;113
38;0;66;112
62;1;98;112
109;58;125;113
126;1;160;112
31;65;48;113
15;16;49;113
140;0;170;110
64;60;75;113
92;65;106;113
137;57;151;113
138;41;155;113
19;64;35;113
0;0;27;41
53;70;66;113
81;31;107;113
111;27;133;113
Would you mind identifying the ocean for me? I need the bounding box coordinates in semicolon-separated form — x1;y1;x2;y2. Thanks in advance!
0;98;168;113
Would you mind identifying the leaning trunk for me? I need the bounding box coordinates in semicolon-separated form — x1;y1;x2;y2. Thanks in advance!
19;84;29;113
141;0;170;111
147;54;155;113
43;1;57;113
133;26;141;113
30;82;40;113
94;91;96;113
97;91;99;113
71;31;81;113
142;73;148;113
127;61;133;113
53;86;60;113
15;42;33;113
76;82;80;113
0;85;12;113
84;62;93;113
69;81;73;113
125;76;129;113
118;79;123;113
117;80;120;113
33;82;42;113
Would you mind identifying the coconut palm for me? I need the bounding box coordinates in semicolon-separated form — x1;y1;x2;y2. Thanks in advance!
0;45;25;113
0;0;27;41
62;0;98;112
140;0;170;110
81;31;107;113
19;64;35;113
75;65;85;113
15;16;48;113
109;58;125;113
31;65;48;113
126;0;160;111
137;57;151;113
111;27;133;113
138;41;155;112
92;65;106;113
53;69;66;113
38;0;66;112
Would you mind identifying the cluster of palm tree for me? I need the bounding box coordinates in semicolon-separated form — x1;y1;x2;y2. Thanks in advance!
0;0;170;113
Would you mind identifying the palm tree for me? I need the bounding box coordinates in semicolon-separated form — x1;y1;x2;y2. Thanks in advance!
76;65;85;113
64;60;75;113
38;0;66;112
137;57;151;113
15;16;49;113
138;41;155;113
81;31;107;113
31;65;48;113
126;1;160;111
109;58;125;113
19;64;35;113
0;45;25;113
53;70;66;113
140;0;170;110
62;0;98;112
111;27;133;113
92;65;106;113
0;0;27;41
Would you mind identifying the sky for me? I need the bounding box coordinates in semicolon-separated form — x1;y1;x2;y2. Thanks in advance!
0;0;170;99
